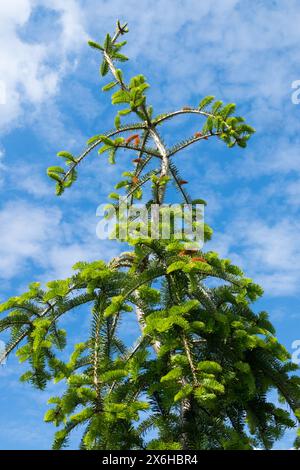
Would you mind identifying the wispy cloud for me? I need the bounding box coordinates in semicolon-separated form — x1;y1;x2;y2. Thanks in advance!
1;0;300;449
0;0;87;136
210;216;300;297
0;200;119;287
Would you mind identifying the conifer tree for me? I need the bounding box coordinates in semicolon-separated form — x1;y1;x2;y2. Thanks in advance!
1;20;300;450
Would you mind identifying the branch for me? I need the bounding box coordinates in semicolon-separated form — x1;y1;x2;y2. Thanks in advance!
169;163;191;204
61;124;147;184
182;333;198;385
154;108;227;126
168;132;221;158
113;143;161;158
125;169;160;201
1;285;92;361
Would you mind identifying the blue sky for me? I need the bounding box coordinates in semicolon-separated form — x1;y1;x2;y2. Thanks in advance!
1;0;300;449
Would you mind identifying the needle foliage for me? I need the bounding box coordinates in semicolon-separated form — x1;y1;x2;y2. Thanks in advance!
1;20;299;450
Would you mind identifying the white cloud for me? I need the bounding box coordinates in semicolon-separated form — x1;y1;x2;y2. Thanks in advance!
77;0;300;112
211;217;300;296
283;179;300;206
1;2;300;450
2;0;300;163
0;147;5;184
8;164;51;197
0;0;87;133
1;0;300;294
0;200;118;285
43;239;118;280
0;201;62;279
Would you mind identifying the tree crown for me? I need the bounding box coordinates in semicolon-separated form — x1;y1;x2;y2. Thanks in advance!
0;20;299;451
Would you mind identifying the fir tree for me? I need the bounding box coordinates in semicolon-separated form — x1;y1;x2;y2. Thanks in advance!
1;20;299;450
